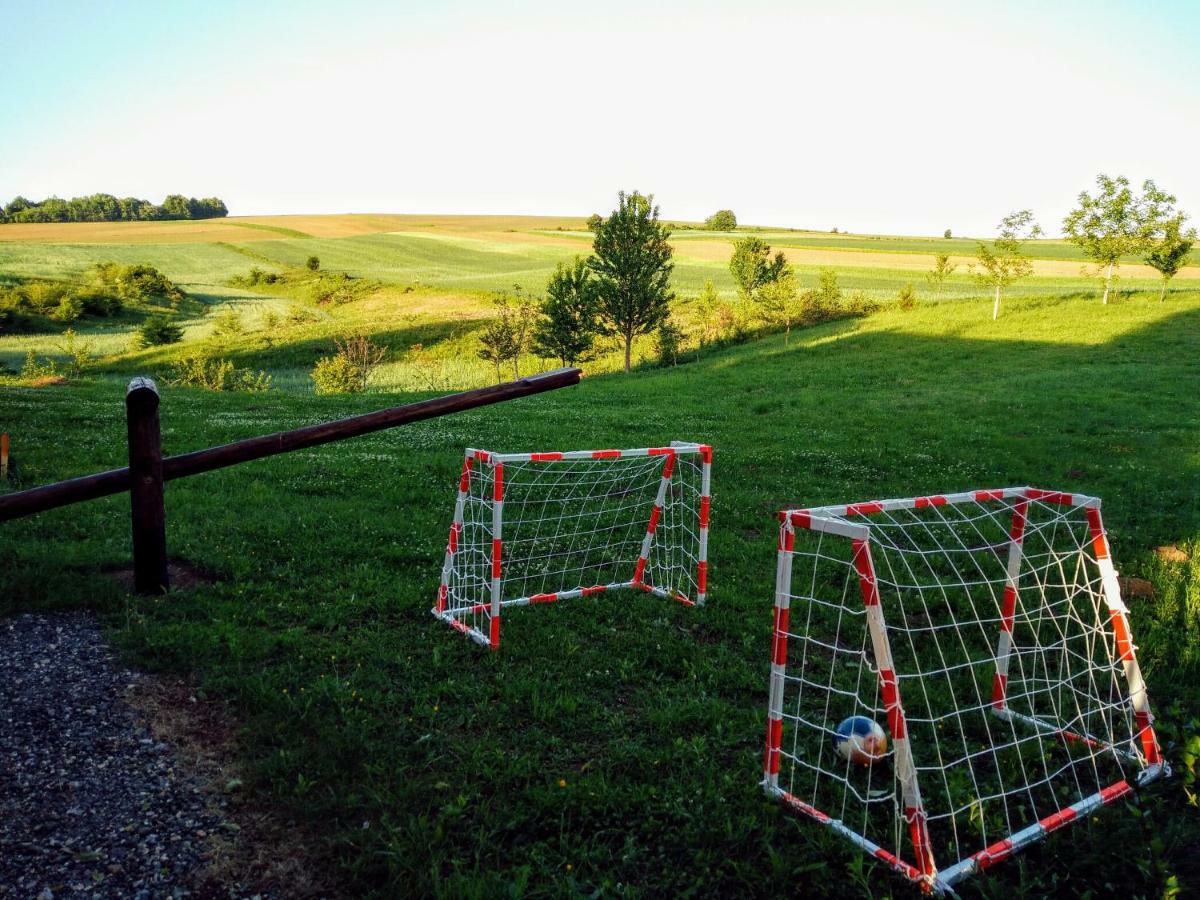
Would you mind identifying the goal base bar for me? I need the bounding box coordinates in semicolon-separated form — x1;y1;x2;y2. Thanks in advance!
764;783;932;889
768;765;1170;893
431;580;695;645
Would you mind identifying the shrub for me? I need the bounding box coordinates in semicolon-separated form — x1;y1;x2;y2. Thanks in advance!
261;309;280;331
76;289;122;316
311;335;387;394
311;353;364;395
898;284;918;310
53;294;84;322
308;271;377;305
135;314;184;347
90;262;183;304
20;349;58;381
55;328;94;378
653;319;685;366
171;354;271;392
210;306;245;338
306;255;320;271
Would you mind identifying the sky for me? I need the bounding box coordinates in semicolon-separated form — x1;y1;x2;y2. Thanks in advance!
1;0;1198;237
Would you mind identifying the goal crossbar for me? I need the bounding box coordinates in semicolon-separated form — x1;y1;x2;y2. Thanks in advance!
764;486;1167;893
434;442;712;649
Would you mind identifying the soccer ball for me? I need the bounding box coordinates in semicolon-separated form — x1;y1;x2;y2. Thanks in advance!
833;716;888;765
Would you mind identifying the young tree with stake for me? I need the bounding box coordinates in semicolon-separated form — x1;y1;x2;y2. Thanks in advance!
1063;174;1179;305
926;252;957;292
758;271;803;344
1145;216;1195;301
970;210;1041;320
588;191;675;372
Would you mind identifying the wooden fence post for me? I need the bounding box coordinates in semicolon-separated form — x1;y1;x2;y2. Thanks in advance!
126;377;168;594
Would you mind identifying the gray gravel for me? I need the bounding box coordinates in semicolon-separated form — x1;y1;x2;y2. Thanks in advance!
0;613;221;898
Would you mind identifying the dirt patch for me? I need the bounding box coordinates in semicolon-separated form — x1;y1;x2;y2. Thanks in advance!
1118;576;1156;599
105;559;221;593
126;675;341;898
1155;545;1190;563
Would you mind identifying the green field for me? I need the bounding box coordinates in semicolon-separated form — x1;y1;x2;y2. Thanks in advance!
2;218;1199;896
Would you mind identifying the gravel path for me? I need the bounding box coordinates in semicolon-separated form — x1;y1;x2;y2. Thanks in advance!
0;613;222;898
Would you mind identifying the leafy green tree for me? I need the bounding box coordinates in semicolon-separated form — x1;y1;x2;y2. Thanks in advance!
586;213;603;233
926;252;958;292
588;191;675;372
306;255;321;271
704;209;737;231
970;210;1041;320
533;257;598;366
653;317;685;366
729;236;788;303
161;194;193;219
1145;216;1195;301
1063;174;1179;305
944;228;952;239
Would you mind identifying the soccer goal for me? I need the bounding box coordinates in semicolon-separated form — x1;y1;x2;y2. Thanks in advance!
762;487;1167;893
433;442;712;649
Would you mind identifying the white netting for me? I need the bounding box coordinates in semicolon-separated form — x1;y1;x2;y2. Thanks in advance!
435;444;710;647
766;489;1162;884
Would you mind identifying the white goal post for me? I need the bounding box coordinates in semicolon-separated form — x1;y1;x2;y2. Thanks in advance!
762;487;1167;893
433;442;712;649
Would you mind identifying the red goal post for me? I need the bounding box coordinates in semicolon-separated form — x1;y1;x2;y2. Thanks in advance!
433;441;712;649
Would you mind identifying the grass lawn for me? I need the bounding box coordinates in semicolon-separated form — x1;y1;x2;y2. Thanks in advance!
3;292;1199;896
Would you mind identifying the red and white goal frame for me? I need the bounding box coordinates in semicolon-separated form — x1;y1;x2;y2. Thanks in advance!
433;441;712;649
762;486;1167;894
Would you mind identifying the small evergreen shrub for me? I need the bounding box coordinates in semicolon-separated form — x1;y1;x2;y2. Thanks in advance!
135;315;184;347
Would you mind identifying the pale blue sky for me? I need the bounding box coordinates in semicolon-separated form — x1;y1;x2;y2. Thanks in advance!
1;0;1197;235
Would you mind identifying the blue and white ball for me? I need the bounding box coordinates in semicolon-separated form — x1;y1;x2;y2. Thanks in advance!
834;716;888;766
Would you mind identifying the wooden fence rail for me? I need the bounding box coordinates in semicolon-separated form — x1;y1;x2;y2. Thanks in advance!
1;367;582;592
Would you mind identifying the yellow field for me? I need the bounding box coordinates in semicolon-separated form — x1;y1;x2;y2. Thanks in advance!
0;214;589;244
669;239;1200;280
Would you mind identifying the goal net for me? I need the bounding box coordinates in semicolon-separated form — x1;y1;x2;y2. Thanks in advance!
434;442;712;649
763;487;1167;893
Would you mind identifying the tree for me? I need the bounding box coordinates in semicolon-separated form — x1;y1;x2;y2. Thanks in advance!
306;255;321;271
161;195;193;219
704;209;737;231
477;297;519;383
970;210;1042;320
944;228;952;239
586;214;603;233
926;252;957;292
729;236;788;303
533;257;599;366
695;280;722;348
758;271;803;344
1145;216;1195;301
478;289;538;381
588;191;674;372
1063;174;1179;305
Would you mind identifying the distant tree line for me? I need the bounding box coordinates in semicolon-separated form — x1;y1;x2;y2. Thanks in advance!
0;193;228;224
